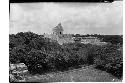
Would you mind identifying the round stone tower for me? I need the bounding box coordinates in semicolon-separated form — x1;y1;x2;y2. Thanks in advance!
52;23;63;38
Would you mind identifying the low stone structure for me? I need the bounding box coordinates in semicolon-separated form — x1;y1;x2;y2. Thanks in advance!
9;63;28;82
81;36;107;45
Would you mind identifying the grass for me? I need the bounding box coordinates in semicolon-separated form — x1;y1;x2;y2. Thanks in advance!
25;65;121;82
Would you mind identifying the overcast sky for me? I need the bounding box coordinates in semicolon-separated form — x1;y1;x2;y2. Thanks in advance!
10;1;123;35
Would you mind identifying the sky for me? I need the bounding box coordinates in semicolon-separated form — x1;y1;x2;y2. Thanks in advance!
9;1;123;35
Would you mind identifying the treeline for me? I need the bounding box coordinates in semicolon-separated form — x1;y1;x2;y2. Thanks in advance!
9;32;123;79
73;34;123;45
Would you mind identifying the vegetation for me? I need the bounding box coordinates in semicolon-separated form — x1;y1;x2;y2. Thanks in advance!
9;32;123;79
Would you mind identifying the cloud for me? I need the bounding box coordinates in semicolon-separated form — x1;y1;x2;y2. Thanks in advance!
9;1;123;35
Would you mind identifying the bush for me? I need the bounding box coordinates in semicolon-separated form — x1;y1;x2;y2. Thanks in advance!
9;45;27;64
90;45;123;79
9;32;123;79
25;49;49;74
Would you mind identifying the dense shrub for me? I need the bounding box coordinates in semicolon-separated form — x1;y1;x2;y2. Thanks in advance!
9;45;27;64
90;45;123;79
25;49;48;74
9;32;123;79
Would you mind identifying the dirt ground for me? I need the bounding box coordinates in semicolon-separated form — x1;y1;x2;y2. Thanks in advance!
26;65;121;82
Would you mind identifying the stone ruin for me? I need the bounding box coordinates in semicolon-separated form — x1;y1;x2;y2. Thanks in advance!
44;23;74;45
9;63;28;82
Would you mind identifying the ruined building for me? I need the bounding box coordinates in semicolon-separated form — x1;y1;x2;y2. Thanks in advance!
44;23;107;45
44;23;74;45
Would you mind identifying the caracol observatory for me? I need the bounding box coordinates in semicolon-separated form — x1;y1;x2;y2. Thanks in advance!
52;23;63;37
44;23;74;45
